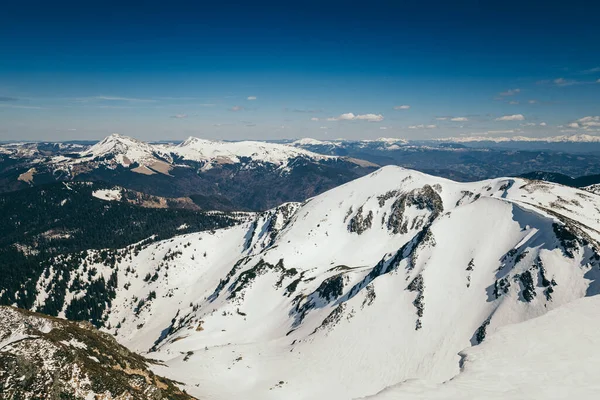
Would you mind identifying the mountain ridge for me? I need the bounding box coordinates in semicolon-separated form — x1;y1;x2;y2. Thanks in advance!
10;165;598;399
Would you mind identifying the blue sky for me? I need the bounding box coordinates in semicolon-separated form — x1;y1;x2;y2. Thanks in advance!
1;0;599;141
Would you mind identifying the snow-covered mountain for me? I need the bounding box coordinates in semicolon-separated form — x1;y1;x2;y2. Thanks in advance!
27;166;600;399
168;136;334;169
291;137;410;152
72;133;173;175
1;134;377;210
436;133;600;143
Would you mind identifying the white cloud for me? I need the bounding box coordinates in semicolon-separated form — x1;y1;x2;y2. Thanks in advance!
495;114;525;121
528;100;538;104
379;126;388;130
509;101;519;105
328;112;384;122
499;88;520;96
450;117;468;122
319;126;328;129
394;105;410;110
540;122;547;126
408;124;437;129
247;96;257;100
310;117;319;121
230;105;244;111
170;114;188;119
569;116;600;130
521;123;536;127
436;117;448;121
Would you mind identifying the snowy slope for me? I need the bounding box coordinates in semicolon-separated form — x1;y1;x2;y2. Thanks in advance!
36;166;600;399
362;295;600;400
166;136;335;168
72;133;173;175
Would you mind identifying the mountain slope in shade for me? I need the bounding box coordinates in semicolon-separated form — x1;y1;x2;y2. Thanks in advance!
0;306;195;399
363;295;600;400
26;166;600;399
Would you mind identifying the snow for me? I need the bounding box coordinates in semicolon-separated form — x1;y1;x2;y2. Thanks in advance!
54;165;600;400
92;188;122;201
584;184;600;195
167;136;334;166
363;295;600;400
437;133;600;143
78;133;162;168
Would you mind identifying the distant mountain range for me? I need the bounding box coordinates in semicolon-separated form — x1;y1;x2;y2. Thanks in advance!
4;135;600;212
0;134;377;211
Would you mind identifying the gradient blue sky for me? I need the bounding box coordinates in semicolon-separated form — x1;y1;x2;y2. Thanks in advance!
1;0;599;141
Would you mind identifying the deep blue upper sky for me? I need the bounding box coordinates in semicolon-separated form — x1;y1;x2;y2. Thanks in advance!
1;0;599;141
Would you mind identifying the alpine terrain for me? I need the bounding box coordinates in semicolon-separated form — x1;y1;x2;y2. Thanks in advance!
0;134;377;210
14;165;600;399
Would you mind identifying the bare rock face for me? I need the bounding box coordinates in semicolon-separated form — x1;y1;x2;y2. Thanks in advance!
0;306;195;400
387;184;444;234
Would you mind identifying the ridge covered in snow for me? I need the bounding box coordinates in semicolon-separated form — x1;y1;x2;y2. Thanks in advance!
437;133;600;143
167;136;334;167
31;166;600;399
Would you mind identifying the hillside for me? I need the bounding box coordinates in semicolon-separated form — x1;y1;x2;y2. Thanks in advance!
14;166;600;399
0;306;195;399
0;181;247;311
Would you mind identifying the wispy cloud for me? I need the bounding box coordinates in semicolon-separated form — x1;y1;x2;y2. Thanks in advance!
581;67;600;74
88;95;157;103
230;105;244;112
327;112;384;122
495;114;525;121
485;129;518;135
0;96;18;102
310;117;320;121
0;104;44;109
498;88;520;96
394;105;410;110
508;101;519;105
408;124;437;129
450;117;468;122
247;96;257;100
286;108;323;113
528;99;538;104
170;114;188;119
538;77;599;87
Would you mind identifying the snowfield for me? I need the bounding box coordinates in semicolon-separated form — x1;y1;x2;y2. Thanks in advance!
363;295;600;399
35;166;600;399
91;188;122;201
